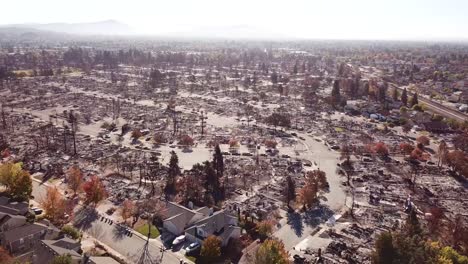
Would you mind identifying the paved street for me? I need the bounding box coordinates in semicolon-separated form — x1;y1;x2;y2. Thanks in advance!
83;215;188;264
31;179;48;202
274;132;348;251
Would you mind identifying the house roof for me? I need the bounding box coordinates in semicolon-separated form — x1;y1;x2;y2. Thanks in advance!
0;214;13;226
41;238;81;258
164;202;205;232
46;237;80;251
0;214;26;227
0;206;20;215
166;202;197;217
219;225;241;243
2;223;48;242
195;207;211;216
185;210;238;240
0;196;9;205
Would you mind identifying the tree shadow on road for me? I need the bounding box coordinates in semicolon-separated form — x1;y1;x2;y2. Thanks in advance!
112;224;128;240
74;207;98;230
303;204;334;227
286;210;304;237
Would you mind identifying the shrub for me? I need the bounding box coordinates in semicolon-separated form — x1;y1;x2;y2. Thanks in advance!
61;225;80;239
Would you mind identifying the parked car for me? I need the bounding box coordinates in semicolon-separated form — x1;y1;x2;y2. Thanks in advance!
185;242;200;254
172;235;186;246
31;207;43;215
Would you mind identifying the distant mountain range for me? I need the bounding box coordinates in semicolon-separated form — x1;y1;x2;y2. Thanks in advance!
0;20;134;36
0;21;292;39
164;24;293;40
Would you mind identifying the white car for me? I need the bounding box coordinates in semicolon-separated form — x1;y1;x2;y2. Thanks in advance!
172;235;186;246
185;242;200;254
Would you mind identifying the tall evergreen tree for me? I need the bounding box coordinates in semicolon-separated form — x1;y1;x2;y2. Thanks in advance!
168;151;180;178
164;151;180;200
284;176;296;208
270;71;278;84
331;80;341;104
401;88;408;106
203;161;222;203
378;85;387;102
410;93;419;107
212;144;224;188
372;232;396;264
213;144;228;199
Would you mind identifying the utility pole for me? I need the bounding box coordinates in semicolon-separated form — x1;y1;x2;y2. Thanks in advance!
172;111;178;136
1;104;6;129
200;111;207;137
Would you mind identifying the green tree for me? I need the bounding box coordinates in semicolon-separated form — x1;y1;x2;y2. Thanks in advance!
437;245;468;264
213;144;224;179
284;175;296;208
164;151;180;200
203;161;222;203
401;88;408;106
212;145;225;201
0;162;32;201
51;254;72;264
331;79;341;105
372;232;396;264
271;71;278;84
61;225;80;239
410;93;419;107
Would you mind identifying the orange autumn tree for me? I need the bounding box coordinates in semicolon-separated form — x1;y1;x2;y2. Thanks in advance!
82;176;107;207
256;220;274;241
0;246;13;264
200;235;222;262
120;199;135;224
255;239;289;264
374;142;389;157
41;186;71;225
298;169;328;209
67;165;84;197
399;143;415;156
416;135;430;146
179;134;194;147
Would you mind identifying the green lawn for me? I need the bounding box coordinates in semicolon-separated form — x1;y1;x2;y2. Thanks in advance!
186;256;197;263
135;223;160;238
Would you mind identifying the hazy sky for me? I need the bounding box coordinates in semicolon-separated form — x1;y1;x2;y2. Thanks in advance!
2;0;467;40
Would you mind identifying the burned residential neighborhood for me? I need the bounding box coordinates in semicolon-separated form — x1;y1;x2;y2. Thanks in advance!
0;2;468;264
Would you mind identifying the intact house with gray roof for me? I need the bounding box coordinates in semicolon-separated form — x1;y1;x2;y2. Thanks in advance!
163;202;240;246
0;219;60;261
33;237;82;264
0;196;76;263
